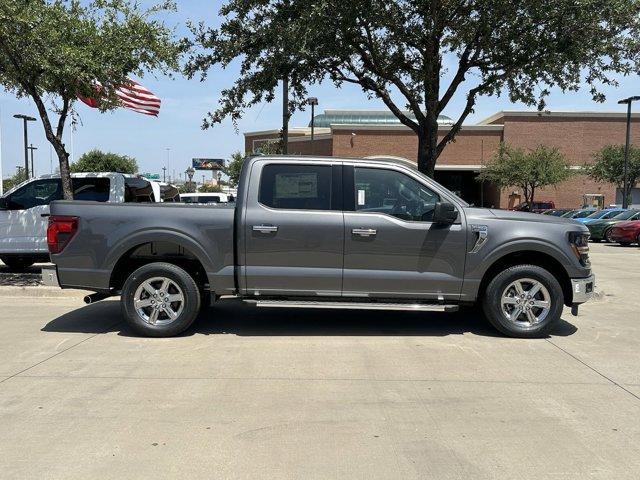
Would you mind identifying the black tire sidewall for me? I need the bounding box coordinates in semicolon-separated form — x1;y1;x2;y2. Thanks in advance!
121;262;201;337
482;265;564;338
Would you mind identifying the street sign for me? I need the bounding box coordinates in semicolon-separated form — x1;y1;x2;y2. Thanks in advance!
192;158;224;170
142;173;161;180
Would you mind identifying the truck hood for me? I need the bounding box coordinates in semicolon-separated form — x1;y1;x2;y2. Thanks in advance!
465;207;581;226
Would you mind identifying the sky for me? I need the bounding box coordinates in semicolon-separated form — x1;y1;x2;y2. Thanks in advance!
1;1;639;182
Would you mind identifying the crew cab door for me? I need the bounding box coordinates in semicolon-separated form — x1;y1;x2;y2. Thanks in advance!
242;160;344;296
342;164;467;301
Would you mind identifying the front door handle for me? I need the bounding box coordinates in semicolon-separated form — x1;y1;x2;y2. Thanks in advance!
253;225;278;233
352;228;377;237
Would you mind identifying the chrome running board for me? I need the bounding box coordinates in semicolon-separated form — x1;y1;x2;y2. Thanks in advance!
246;299;459;312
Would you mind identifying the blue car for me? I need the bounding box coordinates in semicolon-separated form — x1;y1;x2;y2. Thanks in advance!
575;208;627;224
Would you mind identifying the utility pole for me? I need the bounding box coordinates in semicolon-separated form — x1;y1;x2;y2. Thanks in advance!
618;96;640;208
13;114;36;178
308;97;318;155
27;144;38;178
282;78;289;154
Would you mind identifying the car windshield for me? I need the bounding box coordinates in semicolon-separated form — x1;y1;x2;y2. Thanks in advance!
573;210;595;218
613;210;639;220
585;210;607;219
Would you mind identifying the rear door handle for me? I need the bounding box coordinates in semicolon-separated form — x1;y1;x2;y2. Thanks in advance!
352;228;377;237
253;225;278;233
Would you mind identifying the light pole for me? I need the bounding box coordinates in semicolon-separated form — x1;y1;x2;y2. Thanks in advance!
27;144;38;178
618;96;640;208
308;97;318;155
165;147;171;182
162;166;167;182
186;167;195;193
13;114;36;179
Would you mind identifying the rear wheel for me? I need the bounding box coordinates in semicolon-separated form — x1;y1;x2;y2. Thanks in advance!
0;256;35;271
482;265;564;338
121;262;201;337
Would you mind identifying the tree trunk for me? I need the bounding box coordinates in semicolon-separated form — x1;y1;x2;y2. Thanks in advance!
417;116;439;177
54;143;73;200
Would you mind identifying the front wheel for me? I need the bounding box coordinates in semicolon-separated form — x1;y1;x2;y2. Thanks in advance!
482;265;564;338
121;262;201;337
604;228;615;243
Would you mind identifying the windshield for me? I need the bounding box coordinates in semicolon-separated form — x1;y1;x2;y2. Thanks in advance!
613;210;640;220
573;210;595;219
585;210;608;219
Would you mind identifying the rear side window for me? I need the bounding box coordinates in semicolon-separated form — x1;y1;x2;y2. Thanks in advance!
72;178;110;202
124;178;156;203
259;164;332;210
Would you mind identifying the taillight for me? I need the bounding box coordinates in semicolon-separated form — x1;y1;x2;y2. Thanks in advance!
47;216;78;254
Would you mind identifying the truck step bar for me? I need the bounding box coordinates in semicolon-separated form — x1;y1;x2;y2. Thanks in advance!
246;299;459;312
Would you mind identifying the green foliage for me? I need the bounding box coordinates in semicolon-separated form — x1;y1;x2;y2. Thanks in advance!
188;0;640;176
178;183;195;194
255;140;283;155
586;144;640;192
0;0;182;199
198;183;223;193
478;143;573;204
2;169;28;193
225;151;246;186
71;149;138;174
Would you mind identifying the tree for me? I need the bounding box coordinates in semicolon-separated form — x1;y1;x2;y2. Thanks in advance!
1;169;28;193
225;151;246;186
0;0;181;199
478;143;573;205
187;0;640;177
71;149;138;174
586;144;640;205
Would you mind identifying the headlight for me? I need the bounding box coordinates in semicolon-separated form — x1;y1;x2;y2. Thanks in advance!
569;231;590;267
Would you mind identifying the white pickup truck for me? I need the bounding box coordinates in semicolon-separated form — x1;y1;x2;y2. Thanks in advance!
0;173;160;270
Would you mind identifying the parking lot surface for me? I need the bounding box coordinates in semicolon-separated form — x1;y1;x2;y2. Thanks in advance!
0;243;639;479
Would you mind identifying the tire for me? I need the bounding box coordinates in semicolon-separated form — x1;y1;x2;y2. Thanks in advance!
482;264;564;338
121;262;201;337
0;256;35;271
604;228;615;243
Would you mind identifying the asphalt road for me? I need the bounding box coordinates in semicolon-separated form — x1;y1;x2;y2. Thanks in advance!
0;243;639;479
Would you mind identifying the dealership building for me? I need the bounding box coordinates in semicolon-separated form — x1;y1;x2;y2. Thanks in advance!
244;110;640;208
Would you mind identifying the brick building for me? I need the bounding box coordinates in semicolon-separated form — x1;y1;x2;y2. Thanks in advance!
244;110;640;208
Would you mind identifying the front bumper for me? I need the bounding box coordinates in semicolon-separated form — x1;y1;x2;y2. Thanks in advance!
41;265;60;287
571;274;595;304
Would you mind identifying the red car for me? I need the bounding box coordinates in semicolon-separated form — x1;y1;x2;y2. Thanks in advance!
609;220;640;246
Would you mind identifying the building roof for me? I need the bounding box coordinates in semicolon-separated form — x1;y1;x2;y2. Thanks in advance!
309;109;453;128
477;110;640;125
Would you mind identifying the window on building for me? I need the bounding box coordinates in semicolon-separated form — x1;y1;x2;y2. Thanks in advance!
354;167;440;222
259;164;332;210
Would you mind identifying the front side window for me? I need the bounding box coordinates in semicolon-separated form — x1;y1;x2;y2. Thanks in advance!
354;167;440;222
259;164;332;210
6;179;62;210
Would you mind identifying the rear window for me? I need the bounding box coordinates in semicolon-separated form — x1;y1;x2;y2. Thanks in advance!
259;164;332;210
124;178;156;203
72;178;110;202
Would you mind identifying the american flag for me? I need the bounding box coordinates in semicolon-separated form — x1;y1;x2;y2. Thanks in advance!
78;79;161;117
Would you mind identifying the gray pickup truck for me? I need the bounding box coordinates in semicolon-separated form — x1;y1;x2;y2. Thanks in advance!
43;155;595;338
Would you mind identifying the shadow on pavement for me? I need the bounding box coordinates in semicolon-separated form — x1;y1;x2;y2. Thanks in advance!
42;299;578;339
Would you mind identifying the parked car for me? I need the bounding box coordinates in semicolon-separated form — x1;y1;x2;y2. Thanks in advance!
586;210;640;242
0;173;159;271
608;220;640;246
180;193;231;204
573;208;627;224
43;156;595;339
513;201;555;213
542;208;575;217
561;208;598;219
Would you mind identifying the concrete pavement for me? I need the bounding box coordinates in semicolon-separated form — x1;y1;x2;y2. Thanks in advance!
0;243;639;479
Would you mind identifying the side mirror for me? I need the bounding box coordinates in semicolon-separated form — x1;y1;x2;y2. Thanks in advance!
433;202;457;225
0;197;6;210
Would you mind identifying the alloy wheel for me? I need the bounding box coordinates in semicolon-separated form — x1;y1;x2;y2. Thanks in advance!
500;278;551;326
133;276;185;326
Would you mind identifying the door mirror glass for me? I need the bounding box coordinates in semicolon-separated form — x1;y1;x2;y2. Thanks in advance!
432;202;458;224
